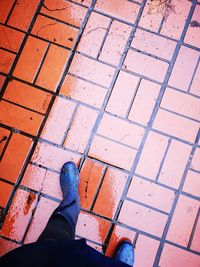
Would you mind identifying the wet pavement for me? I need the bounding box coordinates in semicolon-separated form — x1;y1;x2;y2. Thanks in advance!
0;0;200;266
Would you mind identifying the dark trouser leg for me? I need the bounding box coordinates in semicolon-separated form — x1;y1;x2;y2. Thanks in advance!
37;214;75;242
37;215;75;242
37;200;79;242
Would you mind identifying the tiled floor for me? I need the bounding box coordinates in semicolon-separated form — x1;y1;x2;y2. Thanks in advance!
0;0;200;266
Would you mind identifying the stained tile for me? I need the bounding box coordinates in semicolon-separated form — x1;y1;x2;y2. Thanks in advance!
93;167;128;218
79;158;106;209
24;197;58;244
0;133;33;183
76;211;110;244
3;80;52;114
41;0;87;27
0;189;37;242
106;225;136;257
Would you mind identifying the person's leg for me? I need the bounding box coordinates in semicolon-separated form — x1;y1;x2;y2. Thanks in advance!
37;215;74;241
37;162;80;242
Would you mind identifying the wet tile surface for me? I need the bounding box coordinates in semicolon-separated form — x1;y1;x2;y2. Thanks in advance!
0;0;200;266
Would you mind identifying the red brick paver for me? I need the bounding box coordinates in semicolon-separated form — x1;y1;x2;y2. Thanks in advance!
0;1;200;266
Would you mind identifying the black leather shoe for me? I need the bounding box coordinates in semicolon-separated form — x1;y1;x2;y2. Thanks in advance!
50;162;80;233
113;241;134;266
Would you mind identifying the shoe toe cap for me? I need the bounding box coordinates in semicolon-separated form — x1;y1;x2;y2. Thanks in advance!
114;241;134;266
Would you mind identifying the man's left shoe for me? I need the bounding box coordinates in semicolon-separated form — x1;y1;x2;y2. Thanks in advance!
50;162;80;232
113;241;134;266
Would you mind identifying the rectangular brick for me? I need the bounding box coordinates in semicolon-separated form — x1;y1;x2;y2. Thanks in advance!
41;0;87;27
118;200;168;237
127;177;175;213
106;71;139;117
128;79;160;126
0;100;44;136
97;113;144;149
161;88;200;121
191;148;200;172
106;225;136;257
138;0;163;32
99;21;131;65
60;75;107;108
136;131;169;180
13;36;48;83
160;243;200;267
0;127;10;157
0;133;32;183
183;170;200;198
0;49;15;74
36;44;69;91
22;164;62;200
24;197;58;244
69;53;115;87
153;109;199;143
0;238;20;257
32;15;78;48
77;12;110;58
124;50;168;82
31;142;81;171
190;62;200;97
3;80;52;114
64;105;98;153
158;140;191;189
161;0;191;40
134;235;160;267
167;195;199;246
185;5;200;48
76;211;110;244
0;0;15;23
79;158;106;210
0;181;12;208
168;46;199;91
132;29;176;60
41;97;76;144
21;164;46;192
89;135;137;171
95;0;140;24
0;25;24;53
8;0;40;30
191;217;200;252
41;171;62;200
93;167;128;218
0;189;37;242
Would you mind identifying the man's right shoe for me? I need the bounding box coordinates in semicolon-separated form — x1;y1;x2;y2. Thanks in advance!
113;240;134;266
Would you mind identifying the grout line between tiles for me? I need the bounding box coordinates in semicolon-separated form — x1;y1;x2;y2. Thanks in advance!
38;12;80;30
90;166;108;210
155;138;172;182
0;47;17;55
129;46;171;64
125;197;170;216
97;19;113;60
4;0;18;25
188;56;200;93
60;103;79;146
187;207;200;249
33;42;51;84
125;77;142;119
